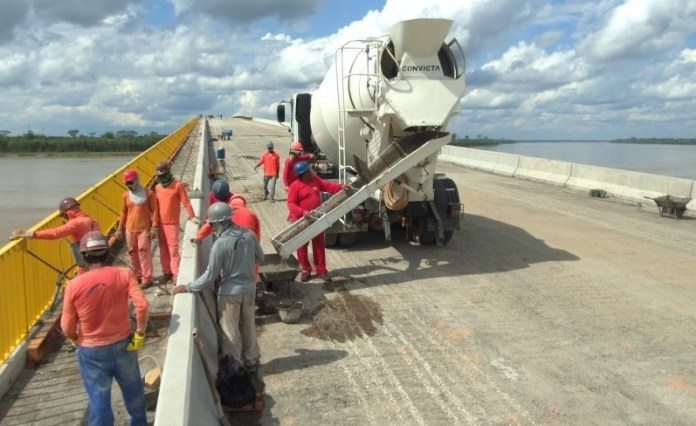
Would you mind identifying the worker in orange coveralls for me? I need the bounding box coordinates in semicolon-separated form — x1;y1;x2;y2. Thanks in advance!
10;196;101;271
194;194;260;243
115;170;159;288
61;231;149;426
283;141;314;189
287;161;350;282
153;161;199;283
254;141;280;202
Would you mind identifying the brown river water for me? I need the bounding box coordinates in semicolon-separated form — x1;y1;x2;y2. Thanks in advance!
0;156;131;242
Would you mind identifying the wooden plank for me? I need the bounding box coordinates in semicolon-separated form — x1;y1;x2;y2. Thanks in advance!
26;313;63;368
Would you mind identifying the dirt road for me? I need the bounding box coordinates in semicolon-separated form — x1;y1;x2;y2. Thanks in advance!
218;119;696;425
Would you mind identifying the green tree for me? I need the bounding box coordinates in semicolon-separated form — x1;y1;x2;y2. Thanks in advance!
102;131;115;139
68;129;79;137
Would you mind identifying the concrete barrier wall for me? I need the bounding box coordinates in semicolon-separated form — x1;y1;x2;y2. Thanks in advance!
515;156;572;186
492;152;520;177
155;119;227;425
439;145;696;214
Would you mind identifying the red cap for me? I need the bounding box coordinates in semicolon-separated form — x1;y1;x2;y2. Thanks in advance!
123;170;138;183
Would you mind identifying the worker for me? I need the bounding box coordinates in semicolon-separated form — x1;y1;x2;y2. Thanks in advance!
10;197;101;271
229;194;262;286
193;193;260;243
283;141;314;189
287;161;350;282
115;170;159;288
209;178;233;205
61;231;149;426
153;160;199;283
254;141;280;202
173;203;264;374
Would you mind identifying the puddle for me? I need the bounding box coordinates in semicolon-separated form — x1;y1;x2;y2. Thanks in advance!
301;290;383;342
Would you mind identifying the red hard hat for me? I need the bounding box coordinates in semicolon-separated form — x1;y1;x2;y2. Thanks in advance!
156;161;170;175
79;231;109;254
229;194;247;209
290;141;303;151
58;197;79;214
123;170;138;183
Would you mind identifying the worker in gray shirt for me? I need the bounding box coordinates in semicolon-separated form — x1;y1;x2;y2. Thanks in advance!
174;202;264;372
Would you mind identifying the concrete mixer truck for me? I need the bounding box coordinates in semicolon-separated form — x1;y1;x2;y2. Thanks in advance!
273;18;466;257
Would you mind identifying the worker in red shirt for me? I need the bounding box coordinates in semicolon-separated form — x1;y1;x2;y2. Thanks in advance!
115;170;159;288
61;231;149;426
153;161;199;283
287;161;350;282
209;178;233;205
10;196;101;271
283;141;314;189
254;141;280;202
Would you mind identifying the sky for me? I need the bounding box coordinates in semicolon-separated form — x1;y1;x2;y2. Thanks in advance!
1;0;695;140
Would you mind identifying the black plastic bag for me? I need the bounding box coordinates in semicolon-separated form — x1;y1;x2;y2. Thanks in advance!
215;354;256;408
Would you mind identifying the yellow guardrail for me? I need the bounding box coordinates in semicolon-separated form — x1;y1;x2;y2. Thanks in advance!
0;117;199;364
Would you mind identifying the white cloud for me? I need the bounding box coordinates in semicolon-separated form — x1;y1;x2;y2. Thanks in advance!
0;0;694;139
581;0;696;62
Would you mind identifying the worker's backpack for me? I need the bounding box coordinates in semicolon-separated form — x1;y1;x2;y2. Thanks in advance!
215;354;256;408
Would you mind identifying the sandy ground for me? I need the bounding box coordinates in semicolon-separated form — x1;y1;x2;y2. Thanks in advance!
2;117;695;425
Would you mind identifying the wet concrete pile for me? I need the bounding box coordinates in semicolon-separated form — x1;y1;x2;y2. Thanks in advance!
301;289;383;343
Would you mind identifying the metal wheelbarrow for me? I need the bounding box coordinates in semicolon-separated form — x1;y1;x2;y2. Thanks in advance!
645;195;691;219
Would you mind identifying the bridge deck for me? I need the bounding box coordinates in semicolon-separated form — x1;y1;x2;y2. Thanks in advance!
2;118;696;425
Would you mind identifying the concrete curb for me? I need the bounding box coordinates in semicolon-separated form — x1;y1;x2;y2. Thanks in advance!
439;145;696;216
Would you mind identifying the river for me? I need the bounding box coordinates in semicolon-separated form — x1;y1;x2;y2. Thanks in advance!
479;141;696;180
0;156;131;242
1;143;695;242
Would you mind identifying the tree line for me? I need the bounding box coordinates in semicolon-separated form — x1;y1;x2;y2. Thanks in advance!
610;137;696;145
449;134;514;147
0;131;163;153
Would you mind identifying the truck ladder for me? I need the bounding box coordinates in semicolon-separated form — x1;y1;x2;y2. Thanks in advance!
271;131;451;259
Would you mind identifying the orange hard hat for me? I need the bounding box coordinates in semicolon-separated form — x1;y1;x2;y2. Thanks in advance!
229;194;247;209
290;141;303;151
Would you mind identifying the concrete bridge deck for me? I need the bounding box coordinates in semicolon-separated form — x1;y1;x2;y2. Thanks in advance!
2;118;695;425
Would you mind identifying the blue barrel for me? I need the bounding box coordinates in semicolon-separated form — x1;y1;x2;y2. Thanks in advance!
216;147;226;160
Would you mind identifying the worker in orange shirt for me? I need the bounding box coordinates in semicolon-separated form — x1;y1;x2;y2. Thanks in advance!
61;231;149;426
153;161;199;283
254;141;280;202
10;197;101;271
115;170;159;288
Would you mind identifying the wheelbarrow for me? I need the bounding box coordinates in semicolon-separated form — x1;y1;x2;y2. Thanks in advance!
645;195;691;219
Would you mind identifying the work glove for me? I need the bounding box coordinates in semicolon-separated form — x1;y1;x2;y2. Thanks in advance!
302;210;311;218
9;229;33;240
114;229;124;240
149;227;158;240
341;184;352;191
189;217;200;225
126;332;145;351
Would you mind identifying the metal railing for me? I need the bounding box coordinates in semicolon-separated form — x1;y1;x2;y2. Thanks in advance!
0;117;199;364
